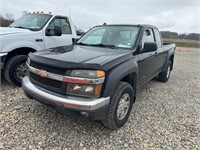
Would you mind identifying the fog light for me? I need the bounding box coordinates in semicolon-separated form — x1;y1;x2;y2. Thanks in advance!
80;112;89;117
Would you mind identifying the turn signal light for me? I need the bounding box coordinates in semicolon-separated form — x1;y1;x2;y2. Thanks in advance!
63;77;90;84
97;71;105;78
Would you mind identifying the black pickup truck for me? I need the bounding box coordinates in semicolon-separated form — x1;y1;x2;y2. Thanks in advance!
22;24;175;129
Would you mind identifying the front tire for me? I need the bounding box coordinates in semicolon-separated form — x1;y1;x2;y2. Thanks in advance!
4;55;28;86
101;82;134;129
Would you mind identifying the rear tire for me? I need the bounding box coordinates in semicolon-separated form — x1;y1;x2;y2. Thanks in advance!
4;55;28;86
157;60;172;82
101;82;134;129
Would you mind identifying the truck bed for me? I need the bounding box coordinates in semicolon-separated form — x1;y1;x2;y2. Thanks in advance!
163;42;176;51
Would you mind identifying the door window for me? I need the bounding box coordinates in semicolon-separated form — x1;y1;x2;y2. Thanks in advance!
142;29;155;48
49;18;71;34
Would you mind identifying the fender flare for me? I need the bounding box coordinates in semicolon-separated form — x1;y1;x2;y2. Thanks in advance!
162;48;175;71
102;59;138;98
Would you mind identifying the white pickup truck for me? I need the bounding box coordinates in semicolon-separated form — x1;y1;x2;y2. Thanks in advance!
0;13;77;86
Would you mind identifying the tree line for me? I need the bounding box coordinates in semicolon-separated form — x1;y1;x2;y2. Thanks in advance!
161;31;200;41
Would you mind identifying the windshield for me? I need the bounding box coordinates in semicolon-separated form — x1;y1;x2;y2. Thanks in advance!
10;14;52;31
77;26;140;49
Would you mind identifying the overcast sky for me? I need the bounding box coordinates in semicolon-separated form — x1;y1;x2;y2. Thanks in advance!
0;0;199;33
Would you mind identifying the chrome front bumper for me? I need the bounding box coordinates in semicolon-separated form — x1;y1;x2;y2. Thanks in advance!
22;76;110;111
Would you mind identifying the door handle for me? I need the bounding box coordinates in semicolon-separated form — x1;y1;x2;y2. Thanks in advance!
154;52;158;56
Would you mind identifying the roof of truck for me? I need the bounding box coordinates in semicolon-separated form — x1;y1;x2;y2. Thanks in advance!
99;24;158;28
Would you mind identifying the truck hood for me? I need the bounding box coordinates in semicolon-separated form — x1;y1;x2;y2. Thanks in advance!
0;27;31;36
29;45;134;71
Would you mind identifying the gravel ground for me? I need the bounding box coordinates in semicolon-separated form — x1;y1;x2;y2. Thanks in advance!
0;47;200;150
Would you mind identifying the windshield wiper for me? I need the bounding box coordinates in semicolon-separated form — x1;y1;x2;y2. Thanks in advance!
9;26;37;31
76;43;117;49
76;42;92;46
12;26;29;29
90;44;116;49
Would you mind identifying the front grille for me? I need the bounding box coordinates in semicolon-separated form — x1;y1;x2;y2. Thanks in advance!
30;61;67;75
30;72;62;89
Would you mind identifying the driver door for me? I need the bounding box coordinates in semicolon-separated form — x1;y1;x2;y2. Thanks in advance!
138;28;158;86
43;17;73;49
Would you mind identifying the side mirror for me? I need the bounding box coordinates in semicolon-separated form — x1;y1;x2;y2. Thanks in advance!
72;38;80;44
143;42;157;53
46;26;62;36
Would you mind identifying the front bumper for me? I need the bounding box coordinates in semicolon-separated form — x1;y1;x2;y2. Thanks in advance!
0;53;7;69
22;76;110;113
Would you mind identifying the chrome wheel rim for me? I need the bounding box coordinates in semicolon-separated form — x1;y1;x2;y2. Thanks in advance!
117;93;130;120
166;66;171;78
16;63;26;79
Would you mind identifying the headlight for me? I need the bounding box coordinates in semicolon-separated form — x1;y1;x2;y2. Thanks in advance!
66;70;105;97
71;70;105;78
67;83;102;97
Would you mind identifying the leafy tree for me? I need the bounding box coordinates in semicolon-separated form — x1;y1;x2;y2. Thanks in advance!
0;13;14;27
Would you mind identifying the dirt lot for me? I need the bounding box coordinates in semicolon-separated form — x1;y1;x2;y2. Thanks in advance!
0;47;200;149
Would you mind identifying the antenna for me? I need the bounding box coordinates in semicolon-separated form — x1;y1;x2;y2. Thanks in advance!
69;7;72;21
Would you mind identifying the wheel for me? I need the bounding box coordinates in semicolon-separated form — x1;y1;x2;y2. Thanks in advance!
4;55;28;86
101;81;134;129
157;60;172;82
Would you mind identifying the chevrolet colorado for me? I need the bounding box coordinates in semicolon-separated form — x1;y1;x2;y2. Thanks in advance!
22;24;175;129
0;12;77;86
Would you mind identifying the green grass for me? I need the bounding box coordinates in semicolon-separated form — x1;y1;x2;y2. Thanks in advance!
163;38;200;48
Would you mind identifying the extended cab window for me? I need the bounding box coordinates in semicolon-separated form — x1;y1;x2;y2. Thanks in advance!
154;29;162;47
142;29;155;48
49;18;72;34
